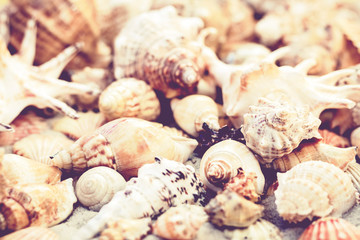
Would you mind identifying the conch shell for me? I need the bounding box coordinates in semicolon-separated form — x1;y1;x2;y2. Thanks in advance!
73;157;207;239
51;117;198;179
0;226;59;240
100;218;151;240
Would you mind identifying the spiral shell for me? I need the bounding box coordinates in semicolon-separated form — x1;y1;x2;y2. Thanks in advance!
319;129;350;148
75;167;126;211
275;161;357;223
241;97;322;163
100;218;151;240
99;78;161;121
0;226;59;240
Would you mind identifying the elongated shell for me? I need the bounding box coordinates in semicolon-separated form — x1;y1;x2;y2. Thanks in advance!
199;139;265;194
0;226;59;240
75;167;126;211
51;117;198;179
298;217;360;240
152;205;208;240
275;161;357;223
99;78;161;121
171;94;220;137
241;97;322;162
100;218;151;240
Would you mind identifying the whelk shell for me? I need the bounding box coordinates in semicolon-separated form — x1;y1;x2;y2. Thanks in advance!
0;226;59;240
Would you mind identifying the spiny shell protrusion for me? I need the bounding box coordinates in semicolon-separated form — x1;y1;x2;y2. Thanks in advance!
0;226;59;240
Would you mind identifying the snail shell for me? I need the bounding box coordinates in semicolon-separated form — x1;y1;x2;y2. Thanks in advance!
99;78;161;122
0;226;59;240
100;217;151;240
75;167;126;211
51;117;198;179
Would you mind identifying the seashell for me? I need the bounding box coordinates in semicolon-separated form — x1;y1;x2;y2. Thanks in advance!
13;131;74;165
152;205;208;240
99;78;161;122
52;112;106;140
0;123;13;132
0;226;59;240
199;139;264;194
75;167;126;211
100;217;151;240
73;157;207;239
205;189;263;228
171;94;220;137
241;97;322;162
350;126;360;148
50;117;198;179
345;161;360;193
114;6;206;98
0;178;77;231
0;154;61;186
319;129;350;148
264;140;357;172
274;161;357;223
196;75;217;100
223;170;260;202
223;218;282;240
298;217;360;240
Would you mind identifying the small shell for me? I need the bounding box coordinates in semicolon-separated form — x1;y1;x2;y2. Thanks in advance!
99;78;161;121
319;129;350;148
199;139;265;194
241;97;322;163
152;205;208;240
205;189;264;228
100;218;151;240
345;161;360;193
75;167;126;211
298;217;360;240
223;170;260;202
0;226;59;240
171;94;220;137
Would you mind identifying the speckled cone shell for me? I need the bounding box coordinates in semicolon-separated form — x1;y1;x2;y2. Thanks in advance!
99;78;161;121
50;117;198;179
298;217;360;240
242;97;322;162
0;226;59;240
275;161;357;223
100;218;151;240
171;94;220;137
114;6;205;98
200;139;264;194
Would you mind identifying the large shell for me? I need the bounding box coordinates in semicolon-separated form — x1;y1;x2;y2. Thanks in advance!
152;205;208;240
199;139;265;194
171;94;220;137
241;97;322;162
75;167;126;211
99;78;161;122
50;117;198;179
0;226;59;240
100;218;151;240
274;161;357;223
73;157;207;239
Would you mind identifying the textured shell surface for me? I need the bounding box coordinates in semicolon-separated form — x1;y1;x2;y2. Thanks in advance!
152;205;208;240
0;226;59;240
199;139;265;194
319;129;350;148
99;78;161;121
75;166;126;211
223;170;260;202
275;161;357;223
73;157;207;239
241;97;322;162
345;161;360;193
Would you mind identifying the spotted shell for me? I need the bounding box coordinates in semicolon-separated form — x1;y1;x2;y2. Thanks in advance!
275;161;357;223
100;218;151;240
319;129;350;148
0;226;59;240
99;78;161;122
75;167;126;211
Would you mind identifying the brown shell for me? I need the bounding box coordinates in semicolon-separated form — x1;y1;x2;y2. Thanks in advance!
0;226;59;240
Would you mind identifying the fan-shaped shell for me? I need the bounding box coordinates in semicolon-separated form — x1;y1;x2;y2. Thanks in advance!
100;218;151;240
319;129;350;148
99;78;161;121
0;226;59;240
241;97;322;162
75;167;126;211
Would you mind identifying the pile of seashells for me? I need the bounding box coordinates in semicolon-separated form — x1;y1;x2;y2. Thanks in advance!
1;0;360;239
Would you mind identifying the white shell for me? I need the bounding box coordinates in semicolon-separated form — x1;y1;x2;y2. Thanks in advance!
100;217;151;240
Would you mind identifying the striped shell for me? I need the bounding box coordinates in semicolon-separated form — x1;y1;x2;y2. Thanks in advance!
0;226;59;240
100;218;151;240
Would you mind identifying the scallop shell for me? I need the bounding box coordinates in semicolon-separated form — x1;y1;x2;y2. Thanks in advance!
52;112;106;140
152;205;208;240
345;161;360;192
241;97;322;162
99;78;161;122
298;217;360;240
171;94;220;137
100;218;151;240
319;129;350;148
51;117;198;179
75;167;126;211
274;161;357;223
13;131;74;165
0;226;59;240
199;139;265;194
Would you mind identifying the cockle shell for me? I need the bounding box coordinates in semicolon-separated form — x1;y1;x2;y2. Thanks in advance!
0;178;77;231
171;94;220;137
73;157;207;239
152;205;208;240
99;78;161;122
114;6;206;98
51;117;198;179
199;139;265;194
241;97;322;162
319;129;350;148
345;161;360;192
75;167;126;211
100;218;151;240
298;217;360;240
275;161;357;223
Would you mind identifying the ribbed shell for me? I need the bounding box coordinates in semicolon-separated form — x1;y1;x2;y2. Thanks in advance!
345;161;360;193
0;226;59;240
99;218;151;240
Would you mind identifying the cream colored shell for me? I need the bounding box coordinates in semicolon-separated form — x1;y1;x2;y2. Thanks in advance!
100;218;151;240
345;161;360;193
350;126;360;148
0;226;59;240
